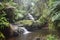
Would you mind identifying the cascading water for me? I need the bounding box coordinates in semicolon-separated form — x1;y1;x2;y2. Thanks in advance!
26;13;35;21
18;27;31;34
10;24;31;35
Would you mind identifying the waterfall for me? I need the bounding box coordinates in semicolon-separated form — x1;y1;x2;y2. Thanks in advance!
10;24;31;35
27;13;35;21
18;27;31;34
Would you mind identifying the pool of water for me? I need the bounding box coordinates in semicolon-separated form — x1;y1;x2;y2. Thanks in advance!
16;29;58;40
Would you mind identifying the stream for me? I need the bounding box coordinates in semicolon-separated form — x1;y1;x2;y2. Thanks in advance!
8;24;59;40
15;29;58;40
7;27;59;40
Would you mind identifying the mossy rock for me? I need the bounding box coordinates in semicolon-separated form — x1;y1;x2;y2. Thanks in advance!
16;20;33;26
3;6;15;23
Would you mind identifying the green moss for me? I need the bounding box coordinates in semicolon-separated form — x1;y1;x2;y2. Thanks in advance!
16;20;33;26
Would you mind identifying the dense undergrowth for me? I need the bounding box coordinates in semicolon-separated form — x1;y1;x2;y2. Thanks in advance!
0;0;16;40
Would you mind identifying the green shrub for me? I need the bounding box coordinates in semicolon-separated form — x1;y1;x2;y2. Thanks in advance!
48;1;60;30
16;20;33;26
0;10;9;40
0;32;5;40
0;0;11;39
46;34;58;40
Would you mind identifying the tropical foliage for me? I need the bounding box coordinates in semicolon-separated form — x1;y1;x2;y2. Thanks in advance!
0;0;60;40
0;0;13;40
46;34;58;40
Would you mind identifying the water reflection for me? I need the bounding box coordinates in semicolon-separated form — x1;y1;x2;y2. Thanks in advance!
17;29;60;40
16;30;52;40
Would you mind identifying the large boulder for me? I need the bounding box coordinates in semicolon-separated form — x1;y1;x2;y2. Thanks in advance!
3;6;15;23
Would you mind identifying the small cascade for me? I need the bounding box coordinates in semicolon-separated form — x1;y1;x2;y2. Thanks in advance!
10;24;31;35
18;27;31;34
27;13;35;21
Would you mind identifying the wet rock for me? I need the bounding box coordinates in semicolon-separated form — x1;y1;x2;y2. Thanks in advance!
33;37;40;40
